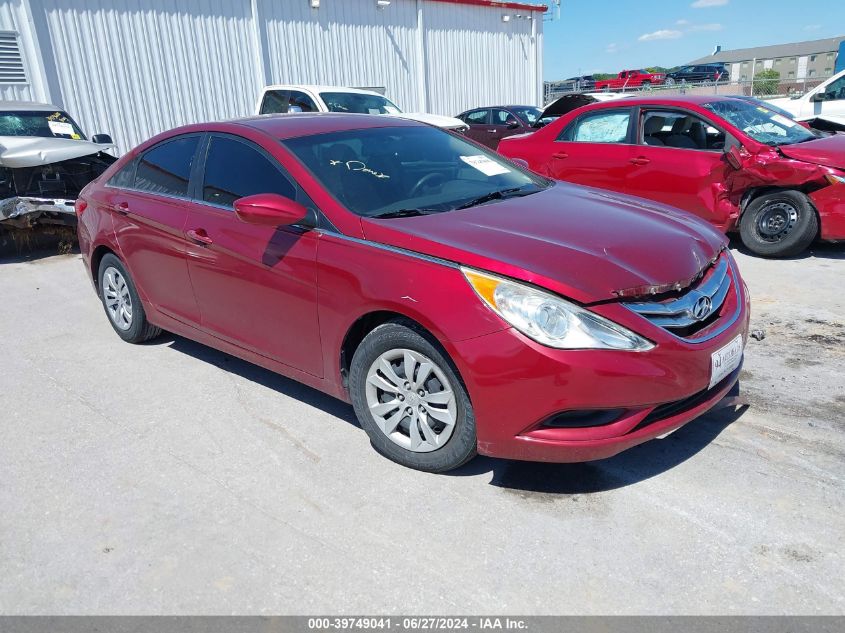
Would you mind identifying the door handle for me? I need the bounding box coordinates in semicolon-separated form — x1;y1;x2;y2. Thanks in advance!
186;228;213;245
552;152;569;159
629;157;651;166
114;201;129;215
487;129;497;133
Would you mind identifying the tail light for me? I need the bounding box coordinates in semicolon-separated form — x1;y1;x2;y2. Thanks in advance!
74;199;88;215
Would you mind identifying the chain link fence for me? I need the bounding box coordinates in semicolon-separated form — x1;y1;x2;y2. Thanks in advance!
544;75;834;106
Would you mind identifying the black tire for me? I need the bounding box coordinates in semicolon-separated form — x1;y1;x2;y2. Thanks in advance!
349;319;477;473
739;190;818;258
97;253;162;343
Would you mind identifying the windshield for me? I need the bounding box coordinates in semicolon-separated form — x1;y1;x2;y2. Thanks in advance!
283;125;549;218
511;107;542;125
319;92;402;115
0;110;86;139
703;99;817;146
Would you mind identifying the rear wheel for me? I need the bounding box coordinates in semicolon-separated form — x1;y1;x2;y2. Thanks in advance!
666;77;676;86
739;191;818;258
349;320;477;472
98;253;162;343
640;80;651;91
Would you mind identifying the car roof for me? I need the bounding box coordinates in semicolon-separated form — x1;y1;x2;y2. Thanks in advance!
584;94;738;109
0;100;64;112
160;113;423;143
261;84;387;97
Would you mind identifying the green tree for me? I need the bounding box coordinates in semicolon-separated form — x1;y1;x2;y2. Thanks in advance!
753;69;781;96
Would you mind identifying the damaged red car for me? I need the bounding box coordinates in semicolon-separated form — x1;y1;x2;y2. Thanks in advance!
498;95;845;257
78;114;749;472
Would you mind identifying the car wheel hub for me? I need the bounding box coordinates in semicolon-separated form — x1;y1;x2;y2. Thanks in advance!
757;201;798;242
365;348;457;453
102;266;133;331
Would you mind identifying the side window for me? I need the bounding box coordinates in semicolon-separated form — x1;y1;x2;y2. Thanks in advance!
824;76;845;101
492;109;518;125
260;89;290;114
107;159;135;189
465;110;489;125
134;136;199;197
288;90;318;113
640;110;725;151
558;110;631;143
202;136;296;209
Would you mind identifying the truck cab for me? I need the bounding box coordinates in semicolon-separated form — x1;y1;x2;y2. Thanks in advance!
767;70;845;132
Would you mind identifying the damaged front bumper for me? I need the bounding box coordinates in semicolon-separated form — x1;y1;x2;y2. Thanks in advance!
0;195;77;228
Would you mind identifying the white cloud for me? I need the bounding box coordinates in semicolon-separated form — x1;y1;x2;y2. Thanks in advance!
676;19;691;25
688;22;723;31
638;29;683;41
803;24;821;31
606;42;619;53
691;0;728;8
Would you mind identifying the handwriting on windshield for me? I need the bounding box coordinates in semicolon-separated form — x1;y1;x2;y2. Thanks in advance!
329;159;389;179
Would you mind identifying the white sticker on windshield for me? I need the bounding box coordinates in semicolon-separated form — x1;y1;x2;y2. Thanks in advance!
459;155;511;177
48;120;74;137
771;113;797;128
384;106;400;114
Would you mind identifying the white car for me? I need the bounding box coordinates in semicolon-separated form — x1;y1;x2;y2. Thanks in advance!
767;69;845;132
0;101;116;227
256;85;468;131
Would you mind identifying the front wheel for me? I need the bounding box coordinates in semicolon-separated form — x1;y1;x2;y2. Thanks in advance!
349;320;477;472
739;191;818;257
665;77;676;86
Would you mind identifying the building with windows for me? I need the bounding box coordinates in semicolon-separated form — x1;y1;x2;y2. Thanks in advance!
0;0;547;153
688;36;844;82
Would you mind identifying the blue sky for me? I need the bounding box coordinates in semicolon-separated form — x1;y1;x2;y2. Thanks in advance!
542;0;845;80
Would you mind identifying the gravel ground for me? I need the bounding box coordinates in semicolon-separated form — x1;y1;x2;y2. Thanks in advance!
0;241;843;615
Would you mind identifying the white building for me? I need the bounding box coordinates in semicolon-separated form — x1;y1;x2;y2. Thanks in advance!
0;0;546;153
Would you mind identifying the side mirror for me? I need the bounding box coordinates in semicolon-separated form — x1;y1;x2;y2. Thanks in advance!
724;145;743;170
507;120;521;130
234;193;309;227
92;133;113;144
810;91;828;103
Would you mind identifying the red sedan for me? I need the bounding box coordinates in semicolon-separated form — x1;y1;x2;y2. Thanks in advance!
498;95;845;257
77;114;749;472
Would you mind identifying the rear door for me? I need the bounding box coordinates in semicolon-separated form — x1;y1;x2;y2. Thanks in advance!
183;133;322;376
461;109;492;146
541;107;636;192
624;108;734;228
109;135;202;325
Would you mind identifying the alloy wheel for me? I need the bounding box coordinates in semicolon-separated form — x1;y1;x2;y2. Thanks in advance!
365;348;457;453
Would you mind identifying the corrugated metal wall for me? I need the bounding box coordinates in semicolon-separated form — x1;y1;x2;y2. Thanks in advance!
2;0;542;154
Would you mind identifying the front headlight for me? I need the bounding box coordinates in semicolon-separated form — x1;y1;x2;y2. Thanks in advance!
462;267;653;351
825;173;845;185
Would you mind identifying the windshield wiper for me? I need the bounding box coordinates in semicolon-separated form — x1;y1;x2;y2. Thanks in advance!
370;208;441;219
455;186;536;210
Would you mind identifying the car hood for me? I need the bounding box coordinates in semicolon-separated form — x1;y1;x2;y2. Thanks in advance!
361;183;727;303
778;134;845;170
0;136;115;169
392;112;467;130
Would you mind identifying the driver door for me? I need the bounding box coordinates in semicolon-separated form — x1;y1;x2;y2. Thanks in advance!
183;133;322;376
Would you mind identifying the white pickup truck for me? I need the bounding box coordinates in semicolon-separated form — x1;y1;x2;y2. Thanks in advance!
767;69;845;132
255;84;468;132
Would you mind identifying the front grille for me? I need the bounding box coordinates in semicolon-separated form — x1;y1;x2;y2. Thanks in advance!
624;254;732;339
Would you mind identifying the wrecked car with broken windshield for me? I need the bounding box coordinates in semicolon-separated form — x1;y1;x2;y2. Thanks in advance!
0;101;116;229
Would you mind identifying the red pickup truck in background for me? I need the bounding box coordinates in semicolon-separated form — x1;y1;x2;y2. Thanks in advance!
595;69;666;90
